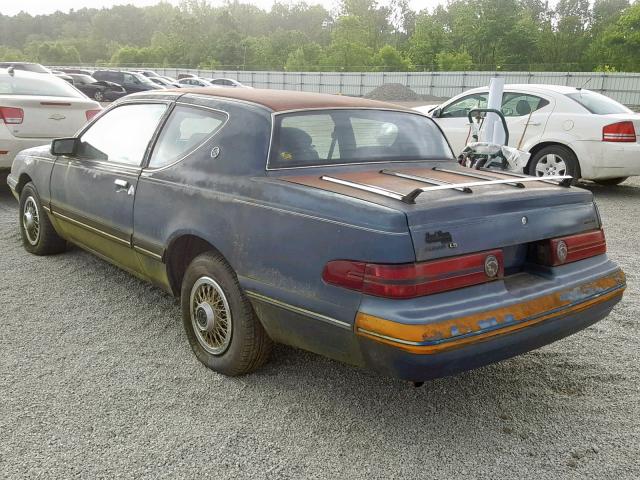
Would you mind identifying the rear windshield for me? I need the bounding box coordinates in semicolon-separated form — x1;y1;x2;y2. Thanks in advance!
0;74;84;98
270;109;453;168
566;91;632;115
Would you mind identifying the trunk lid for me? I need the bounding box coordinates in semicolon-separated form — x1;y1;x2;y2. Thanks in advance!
1;95;98;138
284;165;598;264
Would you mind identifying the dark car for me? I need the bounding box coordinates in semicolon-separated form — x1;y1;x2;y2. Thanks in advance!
92;70;161;95
7;88;626;382
68;73;126;102
0;62;51;73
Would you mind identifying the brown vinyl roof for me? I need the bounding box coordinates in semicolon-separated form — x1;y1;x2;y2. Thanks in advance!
173;87;412;112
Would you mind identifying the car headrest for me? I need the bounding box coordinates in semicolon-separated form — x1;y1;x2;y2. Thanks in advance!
516;99;532;116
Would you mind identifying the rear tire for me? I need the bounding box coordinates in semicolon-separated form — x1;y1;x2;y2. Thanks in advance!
594;177;628;186
528;145;580;181
19;182;66;255
93;90;104;102
180;251;272;376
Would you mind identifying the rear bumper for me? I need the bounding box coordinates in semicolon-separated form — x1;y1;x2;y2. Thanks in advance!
358;292;621;381
570;140;640;179
355;259;625;381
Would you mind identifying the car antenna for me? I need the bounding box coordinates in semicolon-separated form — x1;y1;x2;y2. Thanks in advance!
576;77;591;91
7;66;15;76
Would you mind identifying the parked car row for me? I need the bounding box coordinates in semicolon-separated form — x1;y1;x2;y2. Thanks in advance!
0;62;250;104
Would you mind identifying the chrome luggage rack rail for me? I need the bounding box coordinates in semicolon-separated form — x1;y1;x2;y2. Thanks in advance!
320;168;572;205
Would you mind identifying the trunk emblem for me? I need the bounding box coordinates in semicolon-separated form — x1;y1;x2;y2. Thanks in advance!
556;241;568;263
484;255;500;278
49;113;66;121
521;216;528;225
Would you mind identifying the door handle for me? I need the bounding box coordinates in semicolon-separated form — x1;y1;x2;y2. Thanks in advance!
527;121;541;126
114;179;130;191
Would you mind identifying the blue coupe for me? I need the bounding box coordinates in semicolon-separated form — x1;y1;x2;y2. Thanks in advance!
7;87;626;382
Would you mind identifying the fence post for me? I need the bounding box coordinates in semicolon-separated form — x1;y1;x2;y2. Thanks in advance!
319;71;322;93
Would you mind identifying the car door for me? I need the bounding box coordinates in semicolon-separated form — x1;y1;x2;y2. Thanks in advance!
500;92;553;149
432;92;488;155
49;102;168;273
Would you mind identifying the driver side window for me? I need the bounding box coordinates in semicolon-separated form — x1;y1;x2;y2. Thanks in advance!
123;73;138;85
440;94;488;118
77;103;166;166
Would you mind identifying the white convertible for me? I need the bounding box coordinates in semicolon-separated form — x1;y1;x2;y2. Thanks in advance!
415;84;640;185
0;68;101;169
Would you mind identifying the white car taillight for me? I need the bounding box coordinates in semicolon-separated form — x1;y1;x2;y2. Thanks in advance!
0;106;24;124
602;121;636;142
85;109;101;121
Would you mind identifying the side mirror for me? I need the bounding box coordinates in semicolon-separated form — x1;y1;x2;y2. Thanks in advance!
431;108;441;118
51;137;78;156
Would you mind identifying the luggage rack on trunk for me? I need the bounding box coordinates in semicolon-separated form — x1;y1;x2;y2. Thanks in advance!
320;168;572;205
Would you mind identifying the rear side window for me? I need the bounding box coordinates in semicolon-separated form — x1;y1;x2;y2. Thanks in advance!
148;106;227;168
0;74;83;98
270;109;453;168
501;93;549;117
566;91;632;115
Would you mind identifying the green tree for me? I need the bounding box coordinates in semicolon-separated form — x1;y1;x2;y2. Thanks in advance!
372;45;411;71
436;50;474;71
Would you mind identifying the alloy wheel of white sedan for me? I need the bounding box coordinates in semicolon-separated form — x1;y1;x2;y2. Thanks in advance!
534;153;567;177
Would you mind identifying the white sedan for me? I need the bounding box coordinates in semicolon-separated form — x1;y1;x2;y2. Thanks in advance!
415;84;640;185
1;68;101;169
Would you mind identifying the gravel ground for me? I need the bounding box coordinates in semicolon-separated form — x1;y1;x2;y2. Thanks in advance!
0;176;639;480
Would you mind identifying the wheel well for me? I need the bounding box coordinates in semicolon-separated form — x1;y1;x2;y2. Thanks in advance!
527;142;581;177
16;174;33;194
165;235;221;297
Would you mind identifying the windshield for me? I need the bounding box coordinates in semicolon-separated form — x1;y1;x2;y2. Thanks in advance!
566;91;632;115
269;109;453;168
0;74;84;97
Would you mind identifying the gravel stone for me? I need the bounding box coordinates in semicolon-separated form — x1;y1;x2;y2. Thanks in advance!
1;176;639;479
365;83;447;103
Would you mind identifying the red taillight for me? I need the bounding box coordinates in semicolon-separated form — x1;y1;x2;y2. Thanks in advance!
533;229;606;266
85;109;101;121
603;121;636;142
323;250;503;299
0;106;24;124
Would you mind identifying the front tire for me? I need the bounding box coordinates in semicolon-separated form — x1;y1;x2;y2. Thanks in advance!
19;183;66;255
594;177;628;186
528;145;580;181
180;251;272;376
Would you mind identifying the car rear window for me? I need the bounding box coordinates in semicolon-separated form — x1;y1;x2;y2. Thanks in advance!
269;109;453;168
566;91;632;115
0;74;83;98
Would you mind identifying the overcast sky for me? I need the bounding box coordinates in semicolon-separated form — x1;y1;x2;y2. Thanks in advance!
0;0;445;17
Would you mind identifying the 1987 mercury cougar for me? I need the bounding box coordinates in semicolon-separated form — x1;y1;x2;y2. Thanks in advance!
7;88;626;382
